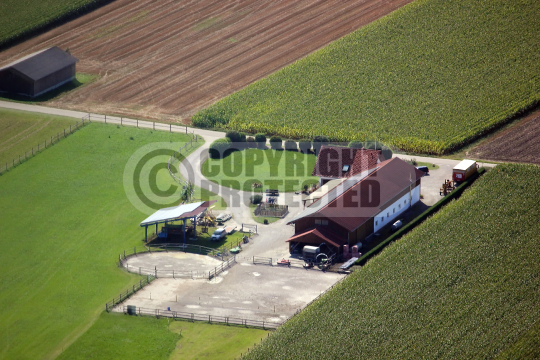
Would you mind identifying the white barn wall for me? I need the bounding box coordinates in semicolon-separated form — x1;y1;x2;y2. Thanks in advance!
374;184;421;232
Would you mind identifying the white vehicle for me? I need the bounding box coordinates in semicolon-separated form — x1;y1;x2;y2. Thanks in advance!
210;228;227;241
391;220;403;232
216;213;231;223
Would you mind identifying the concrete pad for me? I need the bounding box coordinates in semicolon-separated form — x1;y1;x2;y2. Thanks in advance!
116;262;344;323
125;252;223;271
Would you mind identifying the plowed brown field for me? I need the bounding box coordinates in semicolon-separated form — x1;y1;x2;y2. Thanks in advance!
0;0;413;122
468;111;540;165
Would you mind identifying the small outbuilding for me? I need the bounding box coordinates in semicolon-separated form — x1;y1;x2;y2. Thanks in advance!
0;46;78;97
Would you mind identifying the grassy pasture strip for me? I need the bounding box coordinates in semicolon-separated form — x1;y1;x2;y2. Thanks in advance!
243;164;540;359
193;0;540;154
0;108;81;169
56;312;180;360
0;124;203;359
0;0;112;49
57;311;268;360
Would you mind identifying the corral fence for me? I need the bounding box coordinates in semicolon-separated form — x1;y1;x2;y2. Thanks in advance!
254;204;288;218
83;113;201;139
0;116;89;175
105;274;155;311
208;256;236;280
122;306;282;329
1;111;202;176
122;255;236;280
238;256;319;270
118;243;241;279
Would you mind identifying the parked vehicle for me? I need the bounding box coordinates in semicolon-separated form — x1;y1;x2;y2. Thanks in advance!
391;220;403;232
416;166;429;175
210;228;226;241
216;213;231;223
302;245;320;260
453;159;478;182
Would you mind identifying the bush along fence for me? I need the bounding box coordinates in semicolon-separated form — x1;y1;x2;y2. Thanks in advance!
122;306;281;330
105;274;155;311
0;116;89;175
355;167;487;266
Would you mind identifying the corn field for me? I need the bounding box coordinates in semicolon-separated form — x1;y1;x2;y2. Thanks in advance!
0;0;103;46
193;0;540;155
243;164;540;359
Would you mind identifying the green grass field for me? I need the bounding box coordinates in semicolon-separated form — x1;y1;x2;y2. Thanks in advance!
202;149;319;193
244;164;540;359
0;122;223;359
56;312;180;360
57;312;268;360
0;108;80;166
0;0;103;46
193;0;540;154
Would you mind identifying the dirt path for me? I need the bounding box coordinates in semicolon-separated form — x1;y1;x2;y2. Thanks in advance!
0;0;414;122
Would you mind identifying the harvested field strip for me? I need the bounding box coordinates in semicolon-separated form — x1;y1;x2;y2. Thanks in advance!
243;164;540;359
193;0;540;154
0;0;414;120
469;112;540;165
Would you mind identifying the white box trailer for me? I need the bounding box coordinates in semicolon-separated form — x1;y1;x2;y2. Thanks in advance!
453;159;478;182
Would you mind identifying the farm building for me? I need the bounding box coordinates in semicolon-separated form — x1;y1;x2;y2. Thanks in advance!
288;157;424;258
140;201;216;242
0;47;78;97
312;146;385;186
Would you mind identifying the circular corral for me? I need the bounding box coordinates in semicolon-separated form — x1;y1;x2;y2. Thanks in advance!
123;252;224;277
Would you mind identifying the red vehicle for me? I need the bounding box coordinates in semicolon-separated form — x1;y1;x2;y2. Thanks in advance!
453;160;478;182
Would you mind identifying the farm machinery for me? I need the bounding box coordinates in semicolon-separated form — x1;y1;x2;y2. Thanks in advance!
440;179;455;196
197;206;217;233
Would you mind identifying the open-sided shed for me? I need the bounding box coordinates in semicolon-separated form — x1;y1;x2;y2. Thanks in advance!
0;47;78;97
140;201;216;242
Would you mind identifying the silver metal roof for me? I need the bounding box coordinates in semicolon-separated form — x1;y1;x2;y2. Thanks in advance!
140;201;204;226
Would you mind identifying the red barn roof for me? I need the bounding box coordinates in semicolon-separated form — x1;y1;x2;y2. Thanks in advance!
312;145;382;178
291;157;424;232
286;227;347;248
